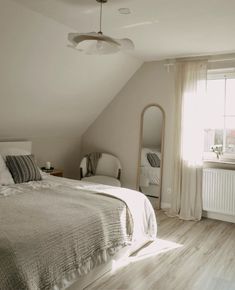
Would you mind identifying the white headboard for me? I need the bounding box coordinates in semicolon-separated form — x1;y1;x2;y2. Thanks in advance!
0;141;32;154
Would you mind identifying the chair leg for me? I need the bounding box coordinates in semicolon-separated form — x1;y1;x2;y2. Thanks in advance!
80;168;83;179
117;169;121;180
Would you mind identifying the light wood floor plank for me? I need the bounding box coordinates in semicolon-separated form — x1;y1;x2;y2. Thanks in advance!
87;210;235;290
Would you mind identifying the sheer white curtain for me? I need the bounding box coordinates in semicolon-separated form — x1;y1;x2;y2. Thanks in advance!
170;60;208;220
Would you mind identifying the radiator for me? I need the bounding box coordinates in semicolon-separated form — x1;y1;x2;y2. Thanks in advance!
202;168;235;215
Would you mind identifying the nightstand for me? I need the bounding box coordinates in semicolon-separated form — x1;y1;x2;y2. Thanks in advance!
49;169;63;177
41;168;63;177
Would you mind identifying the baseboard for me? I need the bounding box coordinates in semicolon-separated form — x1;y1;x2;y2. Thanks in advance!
203;210;235;223
161;202;171;209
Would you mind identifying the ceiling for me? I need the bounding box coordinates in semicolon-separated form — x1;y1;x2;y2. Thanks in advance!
13;0;235;61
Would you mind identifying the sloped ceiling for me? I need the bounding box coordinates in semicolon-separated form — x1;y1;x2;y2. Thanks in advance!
2;0;235;140
0;0;142;139
11;0;235;61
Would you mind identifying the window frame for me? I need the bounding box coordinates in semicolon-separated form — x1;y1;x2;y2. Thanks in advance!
203;68;235;163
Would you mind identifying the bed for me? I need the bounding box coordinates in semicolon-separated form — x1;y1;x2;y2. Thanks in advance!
0;141;157;290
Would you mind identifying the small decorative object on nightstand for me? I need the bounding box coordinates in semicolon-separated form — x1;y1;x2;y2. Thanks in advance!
41;167;63;177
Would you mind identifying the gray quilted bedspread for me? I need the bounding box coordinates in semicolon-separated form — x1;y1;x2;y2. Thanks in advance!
0;180;133;290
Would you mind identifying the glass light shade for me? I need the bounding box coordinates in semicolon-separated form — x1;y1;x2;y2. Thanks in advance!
76;39;121;55
68;32;134;55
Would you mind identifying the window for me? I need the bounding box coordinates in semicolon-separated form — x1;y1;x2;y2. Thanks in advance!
204;69;235;161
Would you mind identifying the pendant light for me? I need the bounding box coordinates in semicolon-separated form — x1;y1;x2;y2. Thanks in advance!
68;0;134;55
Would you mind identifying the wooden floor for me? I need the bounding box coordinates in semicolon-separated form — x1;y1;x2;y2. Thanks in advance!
87;210;235;290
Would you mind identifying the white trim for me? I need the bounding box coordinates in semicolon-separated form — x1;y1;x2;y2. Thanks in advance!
203;210;235;223
203;156;235;165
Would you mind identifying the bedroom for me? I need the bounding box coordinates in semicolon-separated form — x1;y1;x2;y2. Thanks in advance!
0;0;235;289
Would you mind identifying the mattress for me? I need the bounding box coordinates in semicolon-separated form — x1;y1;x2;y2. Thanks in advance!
0;175;157;290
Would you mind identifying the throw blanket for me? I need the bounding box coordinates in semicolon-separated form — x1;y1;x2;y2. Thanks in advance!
85;152;102;177
0;176;157;290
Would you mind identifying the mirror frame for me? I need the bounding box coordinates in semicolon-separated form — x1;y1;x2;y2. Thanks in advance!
136;104;165;210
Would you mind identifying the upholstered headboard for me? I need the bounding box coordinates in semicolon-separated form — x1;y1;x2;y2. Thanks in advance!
0;141;32;155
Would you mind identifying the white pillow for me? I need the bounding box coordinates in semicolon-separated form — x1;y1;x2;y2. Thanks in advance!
0;154;14;185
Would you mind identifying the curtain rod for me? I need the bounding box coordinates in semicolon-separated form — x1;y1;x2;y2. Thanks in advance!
208;55;235;63
164;53;235;67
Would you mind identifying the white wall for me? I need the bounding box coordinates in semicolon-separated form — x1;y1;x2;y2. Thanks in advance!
0;0;142;178
81;56;235;205
143;106;163;148
82;61;175;205
0;136;81;179
31;136;81;179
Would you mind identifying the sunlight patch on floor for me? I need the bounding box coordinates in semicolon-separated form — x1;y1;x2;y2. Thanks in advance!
111;239;183;272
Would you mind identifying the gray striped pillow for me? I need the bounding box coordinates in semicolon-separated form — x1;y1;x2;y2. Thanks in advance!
147;153;161;167
6;155;42;184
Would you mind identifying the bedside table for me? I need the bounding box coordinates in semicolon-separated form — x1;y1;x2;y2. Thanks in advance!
49;169;63;177
41;169;63;177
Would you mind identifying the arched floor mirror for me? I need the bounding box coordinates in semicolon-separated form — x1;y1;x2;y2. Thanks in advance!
137;104;165;210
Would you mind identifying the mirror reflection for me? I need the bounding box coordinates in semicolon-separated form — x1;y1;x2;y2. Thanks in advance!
138;105;164;210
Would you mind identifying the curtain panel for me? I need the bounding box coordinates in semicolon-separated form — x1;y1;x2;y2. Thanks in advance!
170;60;208;220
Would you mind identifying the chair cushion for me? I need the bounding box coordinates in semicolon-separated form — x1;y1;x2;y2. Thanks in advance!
81;175;121;187
95;154;121;178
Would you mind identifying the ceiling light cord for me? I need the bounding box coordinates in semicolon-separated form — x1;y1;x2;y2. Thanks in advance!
99;1;103;35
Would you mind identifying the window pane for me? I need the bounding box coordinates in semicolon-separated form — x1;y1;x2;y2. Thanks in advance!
204;75;235;159
204;129;223;152
225;117;235;153
226;78;235;115
205;79;224;129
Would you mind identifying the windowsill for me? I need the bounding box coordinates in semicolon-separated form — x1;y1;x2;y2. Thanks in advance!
203;152;235;165
203;158;235;170
203;159;235;165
